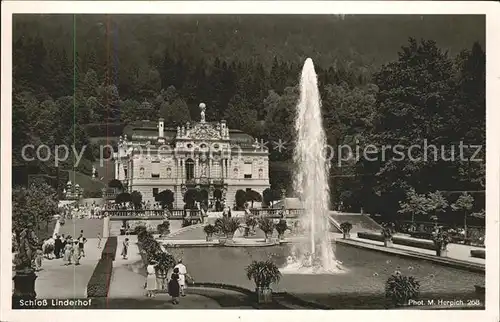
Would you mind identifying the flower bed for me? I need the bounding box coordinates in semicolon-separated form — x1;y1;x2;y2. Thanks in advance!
470;250;485;259
86;257;114;297
101;236;117;261
357;232;436;251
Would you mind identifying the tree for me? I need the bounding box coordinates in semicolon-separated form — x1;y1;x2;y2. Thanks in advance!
115;192;132;204
158;98;191;127
451;192;474;238
398;188;429;224
235;189;247;210
183;188;200;209
12;181;58;240
245;189;262;208
224;94;258;135
130;191;143;209
262;188;273;208
368;38;457;216
263;87;298;160
108;179;124;191
156;189;175;210
426;191;449;224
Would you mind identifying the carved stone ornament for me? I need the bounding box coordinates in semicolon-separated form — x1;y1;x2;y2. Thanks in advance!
185;122;222;141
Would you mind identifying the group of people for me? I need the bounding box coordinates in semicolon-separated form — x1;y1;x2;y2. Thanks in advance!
145;259;193;305
35;231;87;270
60;203;104;220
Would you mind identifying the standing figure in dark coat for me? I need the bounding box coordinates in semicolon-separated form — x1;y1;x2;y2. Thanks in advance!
54;235;62;259
168;267;181;304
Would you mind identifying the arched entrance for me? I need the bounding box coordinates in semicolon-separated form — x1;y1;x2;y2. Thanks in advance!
213;189;223;211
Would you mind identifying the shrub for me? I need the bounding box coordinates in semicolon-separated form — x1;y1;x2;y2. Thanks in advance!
101;236;117;261
245;215;258;230
258;217;275;238
340;222;353;234
275;219;288;236
431;230;452;251
203;224;216;237
157;221;171;236
87;257;113;297
381;223;395;240
245;260;282;288
357;232;437;250
181;218;192;228
470;249;485;259
135;225;149;238
154;251;176;277
385;273;420;306
214;217;240;238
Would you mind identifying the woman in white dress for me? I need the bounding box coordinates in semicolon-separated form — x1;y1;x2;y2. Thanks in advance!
145;260;157;297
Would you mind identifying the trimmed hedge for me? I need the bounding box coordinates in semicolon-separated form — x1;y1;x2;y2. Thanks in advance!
101;236;117;261
357;232;436;251
86;257;113;297
409;232;433;239
470;249;485;259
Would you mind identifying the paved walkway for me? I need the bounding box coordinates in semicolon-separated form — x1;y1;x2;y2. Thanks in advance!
58;218;104;238
34;237;106;298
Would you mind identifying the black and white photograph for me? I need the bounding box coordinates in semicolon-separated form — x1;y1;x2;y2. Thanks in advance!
1;1;499;318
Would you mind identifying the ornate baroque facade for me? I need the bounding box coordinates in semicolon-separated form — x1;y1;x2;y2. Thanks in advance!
113;103;270;208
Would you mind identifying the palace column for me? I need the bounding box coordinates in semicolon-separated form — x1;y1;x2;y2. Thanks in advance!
115;161;119;179
195;157;199;178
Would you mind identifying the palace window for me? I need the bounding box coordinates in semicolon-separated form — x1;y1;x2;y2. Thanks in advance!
212;160;221;178
186;158;195;180
153;188;159;197
244;162;252;179
151;160;160;178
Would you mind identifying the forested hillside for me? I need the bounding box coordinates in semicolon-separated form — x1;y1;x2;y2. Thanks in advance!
12;14;485;217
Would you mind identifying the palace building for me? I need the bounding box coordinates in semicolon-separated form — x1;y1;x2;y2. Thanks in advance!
113;103;270;208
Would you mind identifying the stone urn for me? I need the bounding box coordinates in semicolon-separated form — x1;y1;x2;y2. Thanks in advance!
256;286;273;304
12;267;37;307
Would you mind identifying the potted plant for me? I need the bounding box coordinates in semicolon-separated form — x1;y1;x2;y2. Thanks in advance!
432;229;451;257
385;272;420;307
157;221;170;237
244;215;258;237
245;260;282;304
381;223;395;247
275;219;288;241
214;217;240;240
340;222;353;239
258;217;276;242
154;252;175;291
203;224;216;242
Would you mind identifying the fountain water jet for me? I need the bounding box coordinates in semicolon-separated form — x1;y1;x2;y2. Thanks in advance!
280;58;344;275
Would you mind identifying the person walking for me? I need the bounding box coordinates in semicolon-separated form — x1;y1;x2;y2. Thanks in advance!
145;260;157;297
72;241;81;265
121;238;129;259
54;235;62;259
34;248;43;271
78;230;87;257
174;259;193;297
63;238;73;266
97;233;102;249
168;267;180;304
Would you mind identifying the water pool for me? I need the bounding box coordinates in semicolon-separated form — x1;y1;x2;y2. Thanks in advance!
166;243;485;308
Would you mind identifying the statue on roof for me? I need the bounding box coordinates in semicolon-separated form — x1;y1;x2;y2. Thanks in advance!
199;103;206;123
